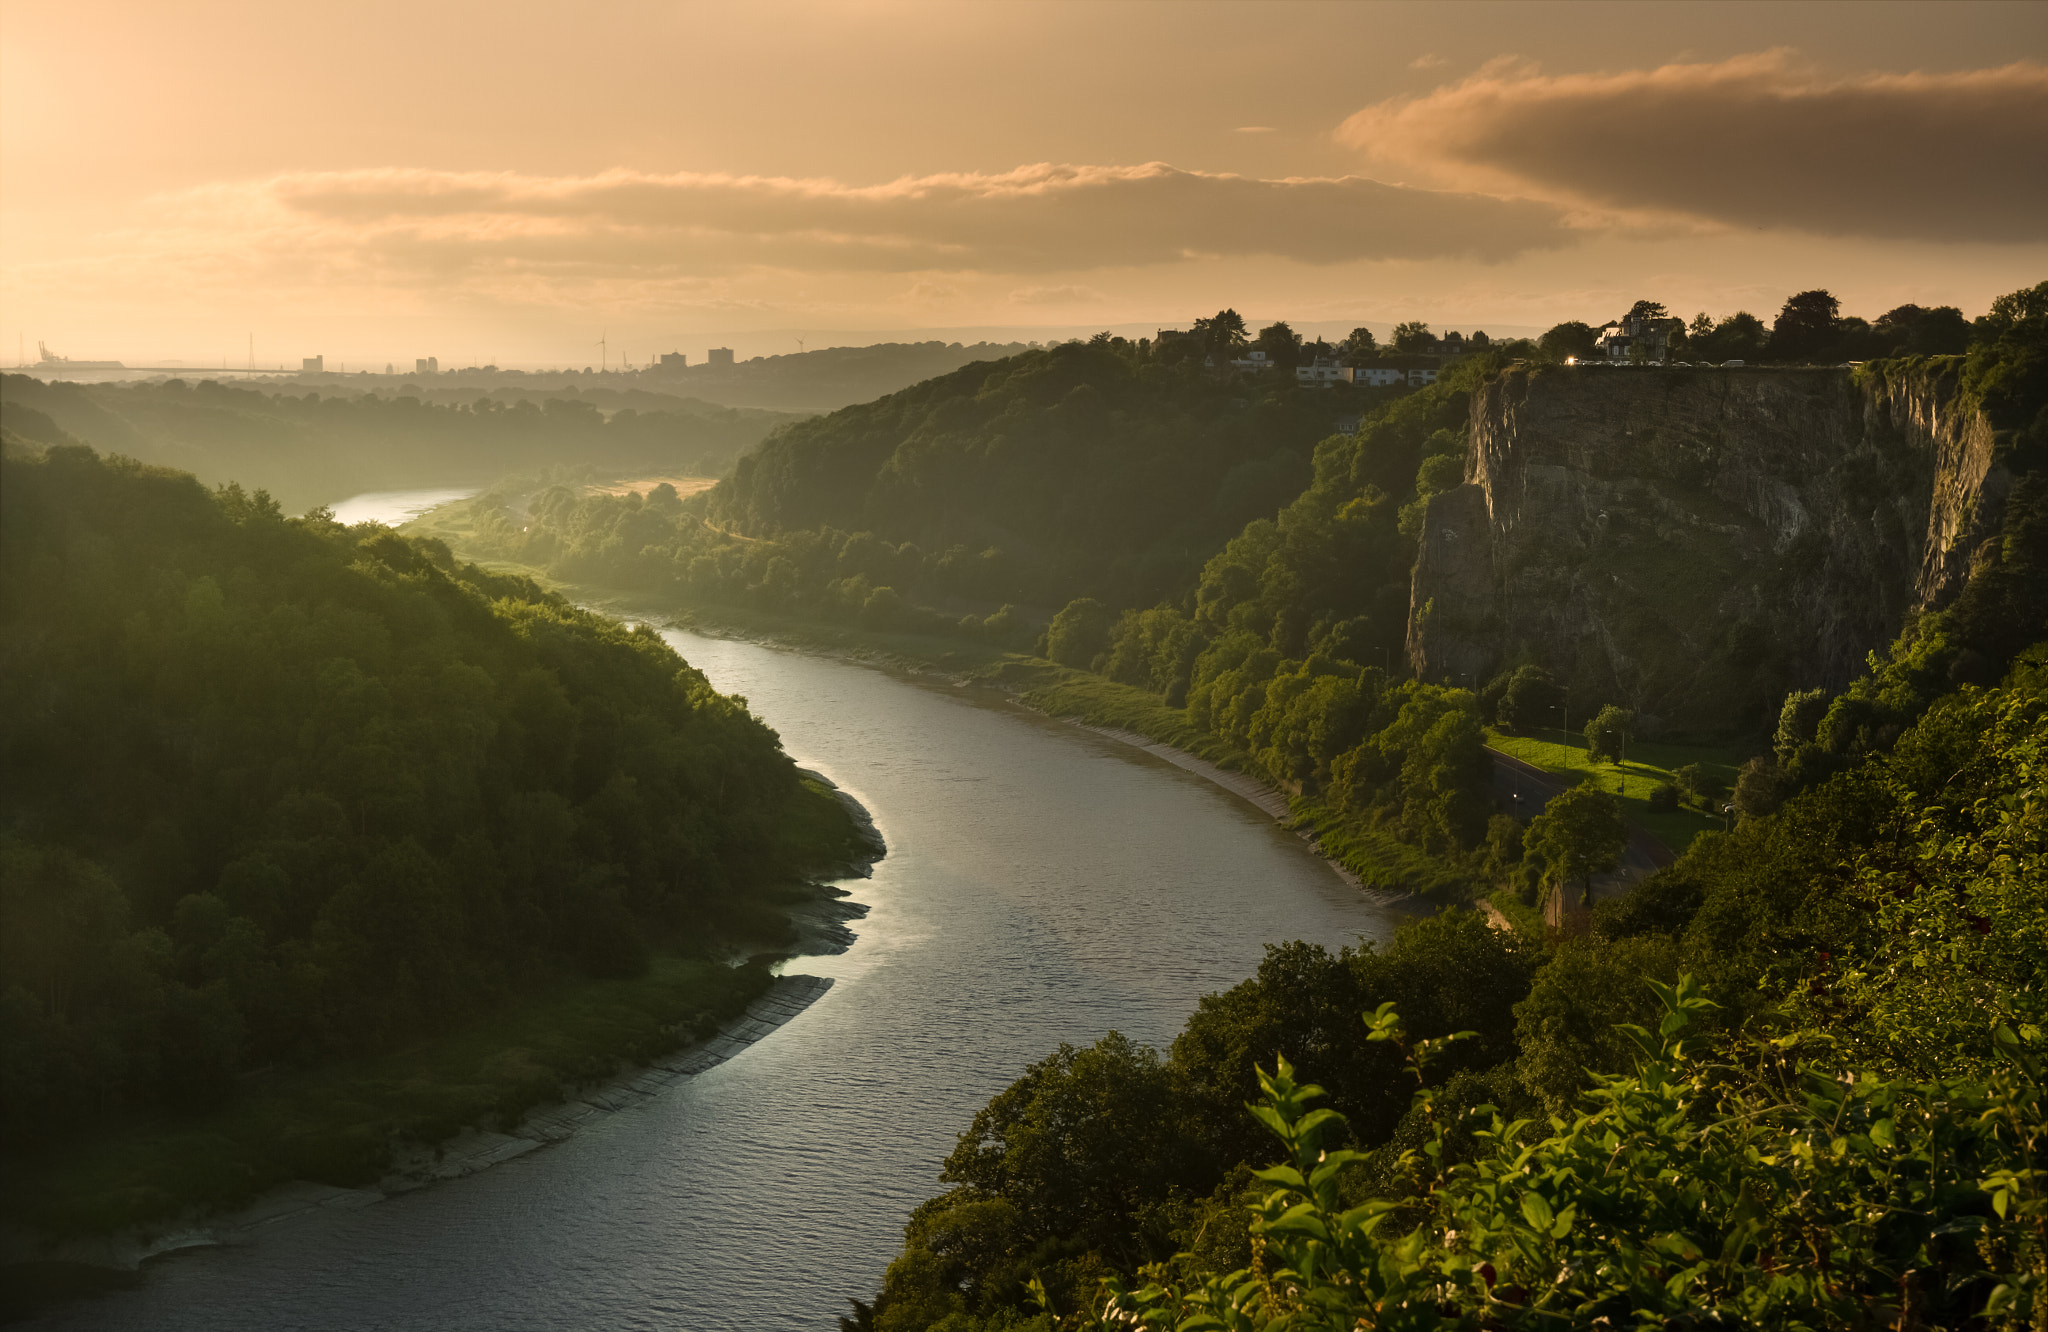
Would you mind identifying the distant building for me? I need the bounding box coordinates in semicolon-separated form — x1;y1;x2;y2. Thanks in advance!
416;356;439;375
1597;309;1680;363
658;351;688;371
707;347;735;368
1347;367;1405;388
1227;348;1273;373
1295;357;1346;387
1406;368;1438;387
302;355;324;372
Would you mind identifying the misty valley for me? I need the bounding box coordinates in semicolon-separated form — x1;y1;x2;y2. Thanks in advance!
3;273;2045;1332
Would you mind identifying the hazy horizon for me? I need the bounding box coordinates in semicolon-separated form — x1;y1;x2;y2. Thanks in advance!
4;0;2042;370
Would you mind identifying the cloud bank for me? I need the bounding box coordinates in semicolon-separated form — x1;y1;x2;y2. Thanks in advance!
1340;53;2048;242
140;162;1571;290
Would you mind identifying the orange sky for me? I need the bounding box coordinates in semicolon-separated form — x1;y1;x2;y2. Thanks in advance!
3;0;2044;367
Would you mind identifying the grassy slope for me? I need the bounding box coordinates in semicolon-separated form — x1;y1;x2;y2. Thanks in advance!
12;955;778;1241
1484;726;1741;854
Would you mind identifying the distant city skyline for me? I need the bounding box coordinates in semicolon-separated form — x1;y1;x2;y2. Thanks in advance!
3;1;2042;364
17;318;1567;377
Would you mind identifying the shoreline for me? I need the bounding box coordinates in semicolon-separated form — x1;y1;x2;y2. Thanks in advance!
3;784;886;1291
11;974;841;1280
1065;721;1418;909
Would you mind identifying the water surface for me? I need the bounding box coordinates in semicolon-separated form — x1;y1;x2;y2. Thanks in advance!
328;488;480;527
36;621;1402;1331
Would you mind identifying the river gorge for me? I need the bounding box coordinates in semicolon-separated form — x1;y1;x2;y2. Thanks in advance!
24;492;1412;1331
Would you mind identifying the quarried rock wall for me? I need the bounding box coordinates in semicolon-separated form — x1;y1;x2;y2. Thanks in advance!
1407;365;2004;733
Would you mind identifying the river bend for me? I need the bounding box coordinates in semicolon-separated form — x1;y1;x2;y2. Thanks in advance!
32;494;1405;1331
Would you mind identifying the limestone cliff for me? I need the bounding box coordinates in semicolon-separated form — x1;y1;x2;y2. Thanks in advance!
1407;364;2006;733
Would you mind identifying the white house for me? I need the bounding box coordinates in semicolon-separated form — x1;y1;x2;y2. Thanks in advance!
1347;367;1405;387
1406;368;1438;387
1229;349;1274;372
1296;357;1346;387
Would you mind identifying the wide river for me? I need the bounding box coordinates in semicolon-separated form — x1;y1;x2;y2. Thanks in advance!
35;494;1408;1332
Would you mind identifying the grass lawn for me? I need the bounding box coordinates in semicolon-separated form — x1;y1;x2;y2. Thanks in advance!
1484;726;1744;854
8;954;776;1243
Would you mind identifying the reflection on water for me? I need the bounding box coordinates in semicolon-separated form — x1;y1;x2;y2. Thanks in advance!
327;488;479;527
36;628;1403;1331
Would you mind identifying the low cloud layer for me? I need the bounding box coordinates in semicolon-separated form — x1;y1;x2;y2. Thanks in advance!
1340;53;2048;242
148;161;1572;288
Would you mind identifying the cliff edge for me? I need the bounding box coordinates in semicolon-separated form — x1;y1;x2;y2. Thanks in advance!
1407;364;2005;732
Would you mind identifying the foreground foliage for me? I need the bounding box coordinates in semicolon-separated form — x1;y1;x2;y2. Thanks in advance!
1096;980;2045;1329
856;657;2047;1329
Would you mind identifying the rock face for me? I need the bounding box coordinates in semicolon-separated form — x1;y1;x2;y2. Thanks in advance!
1407;365;2004;733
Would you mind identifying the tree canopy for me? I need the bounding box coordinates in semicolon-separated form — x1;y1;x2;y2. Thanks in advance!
0;446;860;1142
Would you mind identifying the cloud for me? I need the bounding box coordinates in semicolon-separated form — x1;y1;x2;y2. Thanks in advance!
1233;125;1278;134
1408;55;1445;71
1008;283;1106;305
87;162;1572;299
899;279;962;304
1338;52;2048;242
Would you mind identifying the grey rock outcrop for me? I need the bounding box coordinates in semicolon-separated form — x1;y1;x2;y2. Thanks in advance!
1407;365;2004;732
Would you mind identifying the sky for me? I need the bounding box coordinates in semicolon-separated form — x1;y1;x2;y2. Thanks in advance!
2;0;2044;368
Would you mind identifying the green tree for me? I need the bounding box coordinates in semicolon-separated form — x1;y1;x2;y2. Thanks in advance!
1254;321;1303;370
1192;308;1249;353
1045;597;1114;669
1768;288;1842;363
1524;782;1626;908
1342;326;1377;359
1391;321;1433;354
1874;303;1971;356
1693;310;1769;362
1537;321;1598;361
1582;703;1634;763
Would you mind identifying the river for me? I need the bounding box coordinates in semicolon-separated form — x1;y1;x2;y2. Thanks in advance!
31;493;1409;1331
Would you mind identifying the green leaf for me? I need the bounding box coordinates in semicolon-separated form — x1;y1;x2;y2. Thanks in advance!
1263;1203;1332;1243
1520;1192;1554;1231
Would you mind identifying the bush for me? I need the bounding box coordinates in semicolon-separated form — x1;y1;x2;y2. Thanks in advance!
1046;597;1113;670
1582;704;1634;763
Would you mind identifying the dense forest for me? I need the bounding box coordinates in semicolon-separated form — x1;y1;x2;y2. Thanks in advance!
0;374;798;513
852;582;2047;1328
435;284;2045;909
823;286;2048;1327
0;446;863;1150
452;338;1368;609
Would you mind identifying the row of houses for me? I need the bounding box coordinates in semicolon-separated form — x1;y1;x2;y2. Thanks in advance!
1225;347;1440;388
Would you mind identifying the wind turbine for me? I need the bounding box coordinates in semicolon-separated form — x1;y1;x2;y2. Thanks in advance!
596;330;608;372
